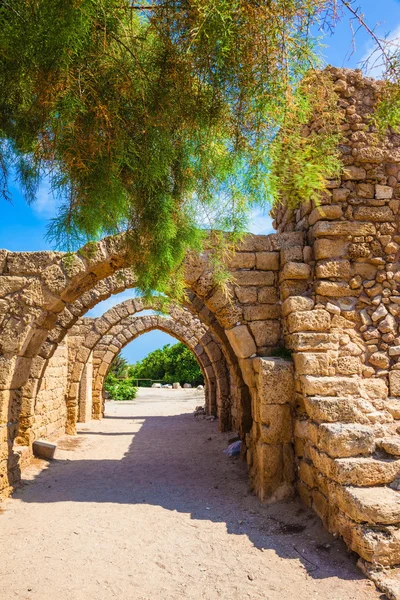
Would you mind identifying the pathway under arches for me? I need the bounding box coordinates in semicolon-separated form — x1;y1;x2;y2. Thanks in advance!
90;316;227;424
50;298;235;433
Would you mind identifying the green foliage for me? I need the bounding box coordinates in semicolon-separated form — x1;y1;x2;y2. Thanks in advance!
374;82;400;133
110;352;129;378
0;2;397;294
268;71;343;208
129;342;203;387
104;372;138;401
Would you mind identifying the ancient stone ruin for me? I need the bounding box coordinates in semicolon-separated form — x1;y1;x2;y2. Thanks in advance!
1;68;400;587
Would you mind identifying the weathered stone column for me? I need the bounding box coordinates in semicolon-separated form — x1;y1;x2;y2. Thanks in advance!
78;352;93;423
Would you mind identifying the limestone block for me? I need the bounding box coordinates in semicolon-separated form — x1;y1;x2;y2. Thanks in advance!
361;378;388;400
225;325;256;359
298;459;316;490
32;439;56;460
354;206;395;222
314;238;349;260
280;280;309;301
282;296;314;317
303;396;368;424
256;358;294;405
315;281;358;298
234;270;274;287
243;305;281;321
301;375;363;397
286;333;340;352
249;441;294;502
369;352;390;369
0;356;17;390
316;259;351;279
389;371;400;397
257;287;278;304
379;314;397;335
342;165;367;180
334;486;400;525
280;246;303;265
251;442;284;502
268;231;304;251
357;183;375;198
380;437;400;457
312;221;376;237
308;205;343;225
280;262;311;281
228;252;256;269
332;188;350;201
309;447;400;486
333;356;361;375
348;243;371;259
287;310;330;333
238;358;257;389
237;234;273;252
249;320;281;347
42;264;67;296
258;404;292;443
334;511;400;566
293;353;329;376
206;286;232;312
235;286;258;304
376;184;393;199
309;422;375;458
387;398;400;419
215;304;243;329
255;252;279;270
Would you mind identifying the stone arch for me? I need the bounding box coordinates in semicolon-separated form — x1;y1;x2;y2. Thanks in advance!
66;303;233;431
4;229;296;506
88;315;222;422
17;281;250;447
4;69;400;578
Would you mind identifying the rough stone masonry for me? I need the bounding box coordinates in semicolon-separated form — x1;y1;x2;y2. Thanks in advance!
0;68;400;581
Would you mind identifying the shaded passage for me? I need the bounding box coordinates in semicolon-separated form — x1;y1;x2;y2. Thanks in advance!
0;389;380;600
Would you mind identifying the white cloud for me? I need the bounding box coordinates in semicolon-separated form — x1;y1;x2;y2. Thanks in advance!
247;208;275;235
32;182;57;219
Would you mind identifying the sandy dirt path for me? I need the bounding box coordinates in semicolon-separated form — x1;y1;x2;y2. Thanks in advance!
0;388;381;600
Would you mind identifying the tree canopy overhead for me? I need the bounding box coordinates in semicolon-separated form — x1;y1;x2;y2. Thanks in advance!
0;1;399;295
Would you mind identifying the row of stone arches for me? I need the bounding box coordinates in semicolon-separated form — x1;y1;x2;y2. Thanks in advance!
68;304;233;432
2;69;400;578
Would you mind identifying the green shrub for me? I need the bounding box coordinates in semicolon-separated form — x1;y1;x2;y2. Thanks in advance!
104;374;138;401
129;342;204;387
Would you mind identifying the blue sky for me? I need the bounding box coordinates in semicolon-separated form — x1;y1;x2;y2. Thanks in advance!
1;0;399;362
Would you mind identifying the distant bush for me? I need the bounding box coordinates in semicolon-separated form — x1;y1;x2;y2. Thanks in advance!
128;342;204;387
104;373;138;401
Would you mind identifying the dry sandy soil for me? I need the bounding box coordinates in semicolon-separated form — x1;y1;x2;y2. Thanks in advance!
0;388;383;600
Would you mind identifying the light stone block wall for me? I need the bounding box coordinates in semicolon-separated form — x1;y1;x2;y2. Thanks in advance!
272;67;400;569
78;352;93;423
32;339;68;442
0;67;400;572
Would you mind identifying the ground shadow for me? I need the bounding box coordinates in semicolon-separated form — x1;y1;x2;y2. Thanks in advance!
11;407;370;587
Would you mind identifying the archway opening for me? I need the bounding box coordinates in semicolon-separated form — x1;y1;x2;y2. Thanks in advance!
90;325;214;424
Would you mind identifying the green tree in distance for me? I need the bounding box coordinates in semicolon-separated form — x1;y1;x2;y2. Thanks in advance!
105;352;138;400
129;342;204;386
109;352;129;379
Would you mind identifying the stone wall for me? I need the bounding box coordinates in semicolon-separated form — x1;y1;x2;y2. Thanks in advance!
0;67;400;573
31;339;68;442
79;352;92;423
273;68;400;568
